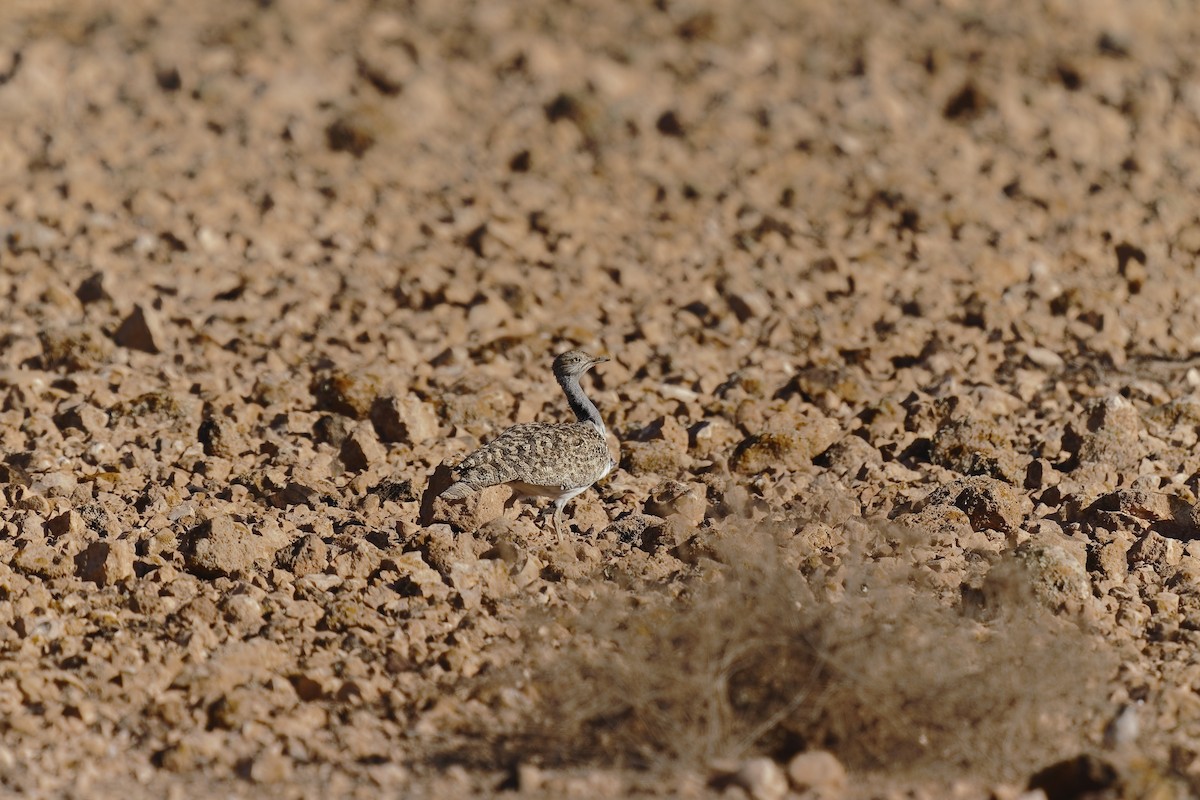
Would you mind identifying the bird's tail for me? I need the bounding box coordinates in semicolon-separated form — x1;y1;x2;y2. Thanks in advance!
439;481;473;500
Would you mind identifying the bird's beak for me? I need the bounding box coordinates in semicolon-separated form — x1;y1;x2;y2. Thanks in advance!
592;356;610;365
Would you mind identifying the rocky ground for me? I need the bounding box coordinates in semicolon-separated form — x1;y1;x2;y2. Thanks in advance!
0;0;1199;797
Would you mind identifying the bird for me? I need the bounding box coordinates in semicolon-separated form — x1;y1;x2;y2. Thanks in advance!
439;350;615;539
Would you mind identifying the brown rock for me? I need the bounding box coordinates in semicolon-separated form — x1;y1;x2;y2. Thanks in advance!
732;758;788;800
894;504;974;546
183;515;278;579
388;551;451;602
786;750;847;798
448;560;515;610
370;394;439;445
930;417;1028;484
421;463;508;532
1086;488;1176;523
39;324;115;371
1128;530;1184;571
312;370;390;419
326;104;392;157
77;540;135;586
276;533;329;578
985;543;1092;614
818;435;882;478
644;480;706;524
75;271;112;304
313;414;354;447
634;415;690;450
732;415;840;474
44;509;87;540
621;440;692;477
1094;537;1131;582
198;416;250;458
917;476;1031;533
114;304;166;354
13;541;73;579
340;424;387;472
1069;394;1146;469
640;514;694;554
53;402;109;434
249;750;294;784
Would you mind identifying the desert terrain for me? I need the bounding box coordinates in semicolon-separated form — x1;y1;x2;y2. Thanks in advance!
0;0;1199;797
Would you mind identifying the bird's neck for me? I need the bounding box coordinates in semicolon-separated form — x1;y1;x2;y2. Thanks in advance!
559;373;605;435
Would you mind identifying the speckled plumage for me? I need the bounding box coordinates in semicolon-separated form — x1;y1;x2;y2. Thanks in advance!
440;349;615;537
442;421;612;497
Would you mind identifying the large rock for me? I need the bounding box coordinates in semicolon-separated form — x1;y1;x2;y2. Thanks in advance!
183;515;279;579
420;463;508;533
731;413;840;474
929;417;1028;484
915;475;1031;533
77;540;135;586
370;395;439;445
113;304;166;354
340;423;387;472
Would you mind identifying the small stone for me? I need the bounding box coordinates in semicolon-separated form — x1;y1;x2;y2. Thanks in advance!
44;509;87;539
276;533;329;578
986;543;1092;614
14;541;73;579
515;763;543;792
644;480;706;524
818;435;882;478
1026;346;1065;369
32;471;77;498
249;751;293;784
77;540;135;586
39;324;114;371
448;560;514;610
930;417;1028;484
1103;703;1140;748
1094;537;1131;581
388;551;451;602
340;424;387;472
640;514;693;554
1025;458;1059;491
1086;488;1175;522
53;403;109;434
198;416;249;458
371;394;439;445
1070;394;1145;469
724;287;772;321
733;758;788;800
314;414;354;447
634;415;690;450
786;750;847;798
114;304;166;354
75;271;112;304
326;105;391;157
312;370;388;419
1128;530;1183;571
621;439;693;476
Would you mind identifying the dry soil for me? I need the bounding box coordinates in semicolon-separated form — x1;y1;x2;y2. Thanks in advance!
1;0;1199;798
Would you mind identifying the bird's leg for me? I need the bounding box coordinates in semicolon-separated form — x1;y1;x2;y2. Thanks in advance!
552;499;567;541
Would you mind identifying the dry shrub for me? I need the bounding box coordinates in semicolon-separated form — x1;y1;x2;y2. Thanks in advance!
516;523;1116;783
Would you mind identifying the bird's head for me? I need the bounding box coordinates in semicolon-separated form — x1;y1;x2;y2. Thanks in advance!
553;349;609;378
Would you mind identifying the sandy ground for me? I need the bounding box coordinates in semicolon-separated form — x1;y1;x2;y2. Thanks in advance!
1;0;1200;797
